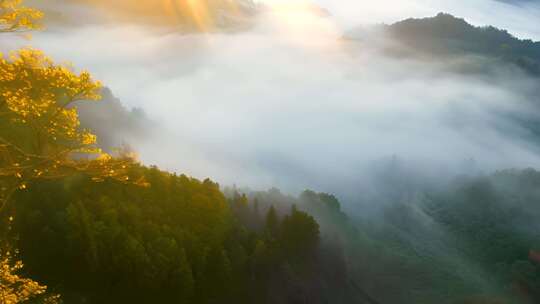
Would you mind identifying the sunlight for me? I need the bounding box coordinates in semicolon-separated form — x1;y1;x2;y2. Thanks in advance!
262;0;342;51
79;0;218;30
183;0;213;30
264;0;333;31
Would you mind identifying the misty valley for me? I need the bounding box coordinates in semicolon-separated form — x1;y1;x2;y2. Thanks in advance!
1;1;540;304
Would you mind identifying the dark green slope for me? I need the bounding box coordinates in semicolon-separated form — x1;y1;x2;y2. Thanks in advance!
347;13;540;76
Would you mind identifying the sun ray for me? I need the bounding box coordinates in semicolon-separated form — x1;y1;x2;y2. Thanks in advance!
184;0;214;31
77;0;255;31
162;0;185;27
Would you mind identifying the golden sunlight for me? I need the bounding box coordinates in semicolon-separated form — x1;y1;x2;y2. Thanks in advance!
77;0;248;30
183;0;213;30
262;0;342;51
262;0;333;31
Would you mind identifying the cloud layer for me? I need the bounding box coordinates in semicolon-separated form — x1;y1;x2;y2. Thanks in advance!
5;1;540;199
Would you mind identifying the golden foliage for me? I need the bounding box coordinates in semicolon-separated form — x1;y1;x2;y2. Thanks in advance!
0;3;61;303
71;0;254;31
0;49;102;147
0;1;145;303
0;252;60;304
0;0;43;33
0;49;143;210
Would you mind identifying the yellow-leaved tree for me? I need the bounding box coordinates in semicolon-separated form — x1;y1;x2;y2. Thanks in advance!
0;0;43;33
0;49;142;211
0;250;61;304
0;1;143;302
0;2;147;212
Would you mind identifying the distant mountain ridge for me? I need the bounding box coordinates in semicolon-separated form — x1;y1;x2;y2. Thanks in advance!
347;13;540;76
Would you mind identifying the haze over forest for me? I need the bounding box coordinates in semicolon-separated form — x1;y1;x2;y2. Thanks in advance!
3;0;535;196
1;1;540;304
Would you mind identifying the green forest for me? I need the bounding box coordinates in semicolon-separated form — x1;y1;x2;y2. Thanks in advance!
4;164;540;303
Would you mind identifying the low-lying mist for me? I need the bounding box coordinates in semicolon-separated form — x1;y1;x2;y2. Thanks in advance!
7;1;540;208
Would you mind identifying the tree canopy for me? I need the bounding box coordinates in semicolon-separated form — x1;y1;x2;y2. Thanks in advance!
0;0;42;33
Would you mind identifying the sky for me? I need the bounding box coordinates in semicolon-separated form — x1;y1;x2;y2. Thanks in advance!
6;0;540;197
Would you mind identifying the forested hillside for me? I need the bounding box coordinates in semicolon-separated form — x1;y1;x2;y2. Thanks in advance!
6;167;328;304
76;88;150;152
347;13;540;75
234;172;540;304
8;167;540;304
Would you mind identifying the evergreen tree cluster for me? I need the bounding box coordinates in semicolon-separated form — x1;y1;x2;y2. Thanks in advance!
7;166;323;304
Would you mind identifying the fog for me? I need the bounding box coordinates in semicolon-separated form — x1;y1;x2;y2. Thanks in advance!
28;0;540;38
6;0;540;200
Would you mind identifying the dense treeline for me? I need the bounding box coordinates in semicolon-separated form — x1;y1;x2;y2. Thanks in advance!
6;165;327;304
4;126;540;304
4;142;540;304
232;167;540;304
229;188;375;304
9;165;540;304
